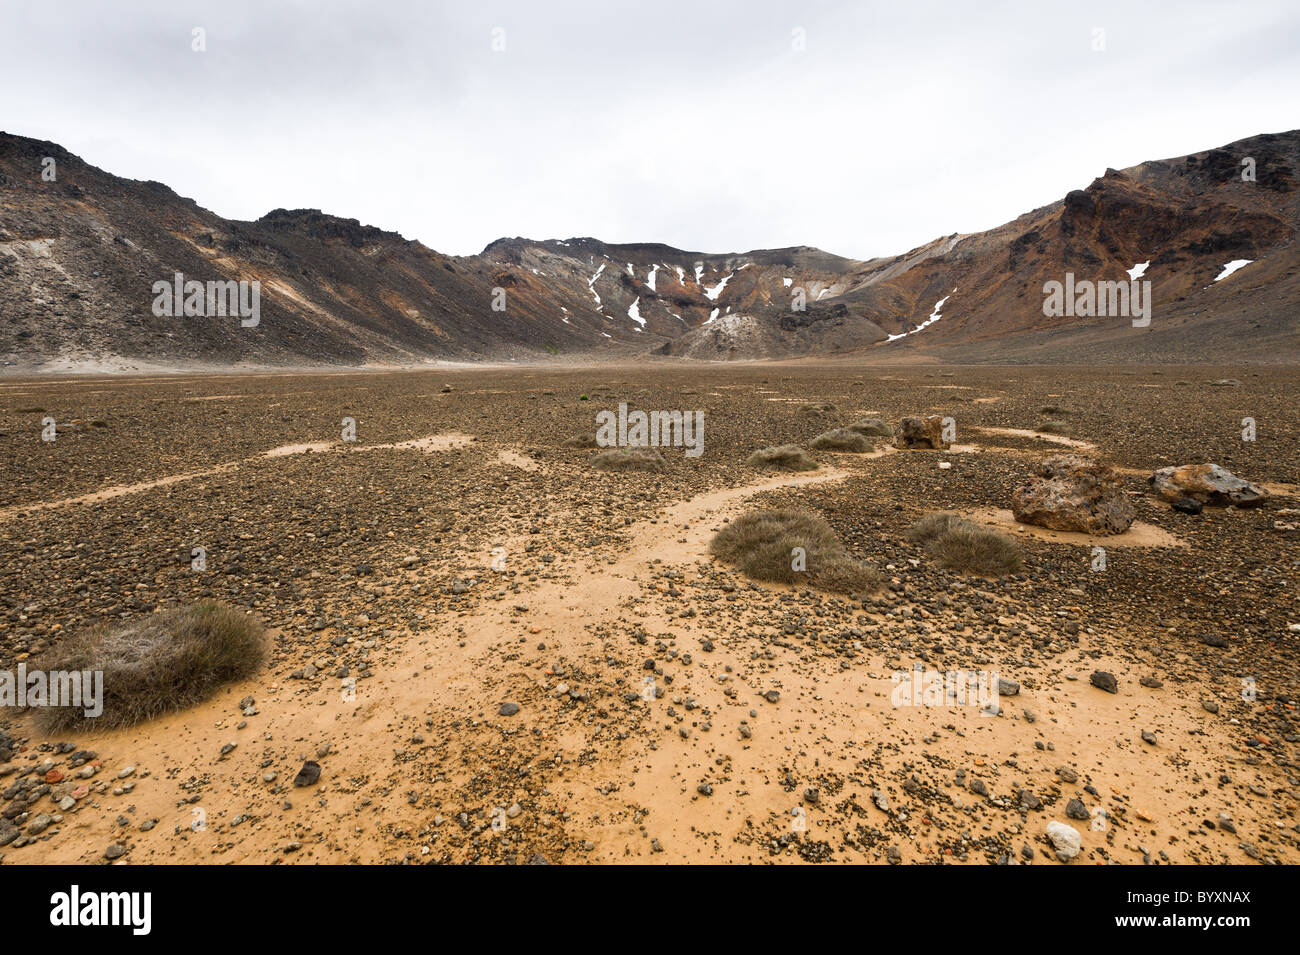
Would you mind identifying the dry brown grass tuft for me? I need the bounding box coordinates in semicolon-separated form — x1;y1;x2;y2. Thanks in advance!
1035;420;1070;435
31;601;267;732
746;444;817;471
563;433;598;449
908;512;1022;576
710;509;883;595
591;446;668;472
809;428;875;452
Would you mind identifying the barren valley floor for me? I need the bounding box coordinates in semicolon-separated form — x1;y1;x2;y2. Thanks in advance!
1;363;1297;864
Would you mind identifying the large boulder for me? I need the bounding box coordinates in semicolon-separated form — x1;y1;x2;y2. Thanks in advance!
894;415;949;450
1012;455;1135;534
1149;464;1267;508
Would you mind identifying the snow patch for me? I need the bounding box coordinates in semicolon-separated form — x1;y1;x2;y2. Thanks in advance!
646;264;659;291
1127;261;1149;281
627;298;645;330
1214;259;1253;282
704;271;735;301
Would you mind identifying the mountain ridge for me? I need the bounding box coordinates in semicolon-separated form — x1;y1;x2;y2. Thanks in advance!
1;128;1296;371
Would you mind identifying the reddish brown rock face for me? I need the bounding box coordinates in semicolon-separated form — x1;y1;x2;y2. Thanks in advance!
894;415;949;450
1011;455;1135;534
1149;464;1269;508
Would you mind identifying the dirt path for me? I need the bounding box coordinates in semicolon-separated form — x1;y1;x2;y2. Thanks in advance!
0;433;480;520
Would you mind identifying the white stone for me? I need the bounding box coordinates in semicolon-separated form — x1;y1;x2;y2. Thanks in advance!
1046;820;1082;861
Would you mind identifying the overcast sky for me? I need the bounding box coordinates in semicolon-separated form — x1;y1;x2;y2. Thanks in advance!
2;0;1297;260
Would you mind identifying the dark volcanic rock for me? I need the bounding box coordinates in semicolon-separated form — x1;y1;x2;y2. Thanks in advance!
1150;464;1268;508
1011;455;1135;534
894;415;949;450
293;760;322;787
1089;671;1119;694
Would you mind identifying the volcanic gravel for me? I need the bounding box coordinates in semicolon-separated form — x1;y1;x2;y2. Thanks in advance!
0;363;1296;864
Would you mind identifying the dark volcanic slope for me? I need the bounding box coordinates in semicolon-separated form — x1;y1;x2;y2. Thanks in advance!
1;129;1297;369
847;131;1300;363
0;135;650;368
649;131;1300;364
0;132;868;370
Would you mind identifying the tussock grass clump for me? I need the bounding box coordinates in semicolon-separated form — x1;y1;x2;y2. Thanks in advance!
32;601;267;732
798;401;840;416
563;433;598;449
746;444;817;471
1040;405;1067;416
809;428;875;452
1035;420;1070;435
908;513;1023;576
811;559;885;595
847;418;894;437
591;446;668;472
907;512;969;546
710;509;883;595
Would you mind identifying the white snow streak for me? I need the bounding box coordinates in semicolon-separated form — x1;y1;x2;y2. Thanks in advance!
886;290;955;342
587;263;606;307
1214;259;1253;282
